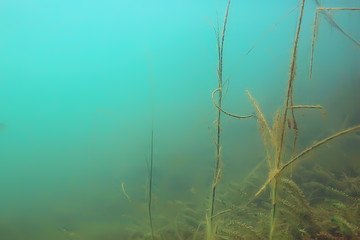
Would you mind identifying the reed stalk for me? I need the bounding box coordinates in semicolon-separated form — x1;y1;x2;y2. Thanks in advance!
209;0;254;226
209;0;230;223
147;51;155;240
267;1;306;238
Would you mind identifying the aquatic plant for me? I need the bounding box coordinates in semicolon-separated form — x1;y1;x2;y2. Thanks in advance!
206;0;253;238
94;2;360;239
147;52;156;240
309;2;360;79
206;0;360;239
245;1;360;239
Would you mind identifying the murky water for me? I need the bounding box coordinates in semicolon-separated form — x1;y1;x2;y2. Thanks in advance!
0;0;359;239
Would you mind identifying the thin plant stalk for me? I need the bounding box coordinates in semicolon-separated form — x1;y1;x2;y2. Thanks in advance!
208;4;257;234
147;51;155;240
210;0;231;221
270;0;306;238
209;0;255;221
309;7;360;79
309;9;319;80
315;0;360;48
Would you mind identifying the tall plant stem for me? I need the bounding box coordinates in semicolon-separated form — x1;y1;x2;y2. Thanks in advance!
210;0;231;221
147;51;155;240
270;1;306;239
277;0;305;168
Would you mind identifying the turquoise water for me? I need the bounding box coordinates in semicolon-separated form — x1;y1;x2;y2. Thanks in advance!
0;0;359;239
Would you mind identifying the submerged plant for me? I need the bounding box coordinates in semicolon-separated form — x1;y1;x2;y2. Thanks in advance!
147;52;156;240
205;0;360;239
309;3;360;79
245;1;360;239
207;0;253;238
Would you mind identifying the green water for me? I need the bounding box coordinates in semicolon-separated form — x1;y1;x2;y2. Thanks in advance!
0;0;359;239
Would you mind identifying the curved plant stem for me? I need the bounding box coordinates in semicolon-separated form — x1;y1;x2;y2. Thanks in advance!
211;88;254;119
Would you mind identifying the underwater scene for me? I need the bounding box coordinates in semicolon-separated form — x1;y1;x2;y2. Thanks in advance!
0;0;360;239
